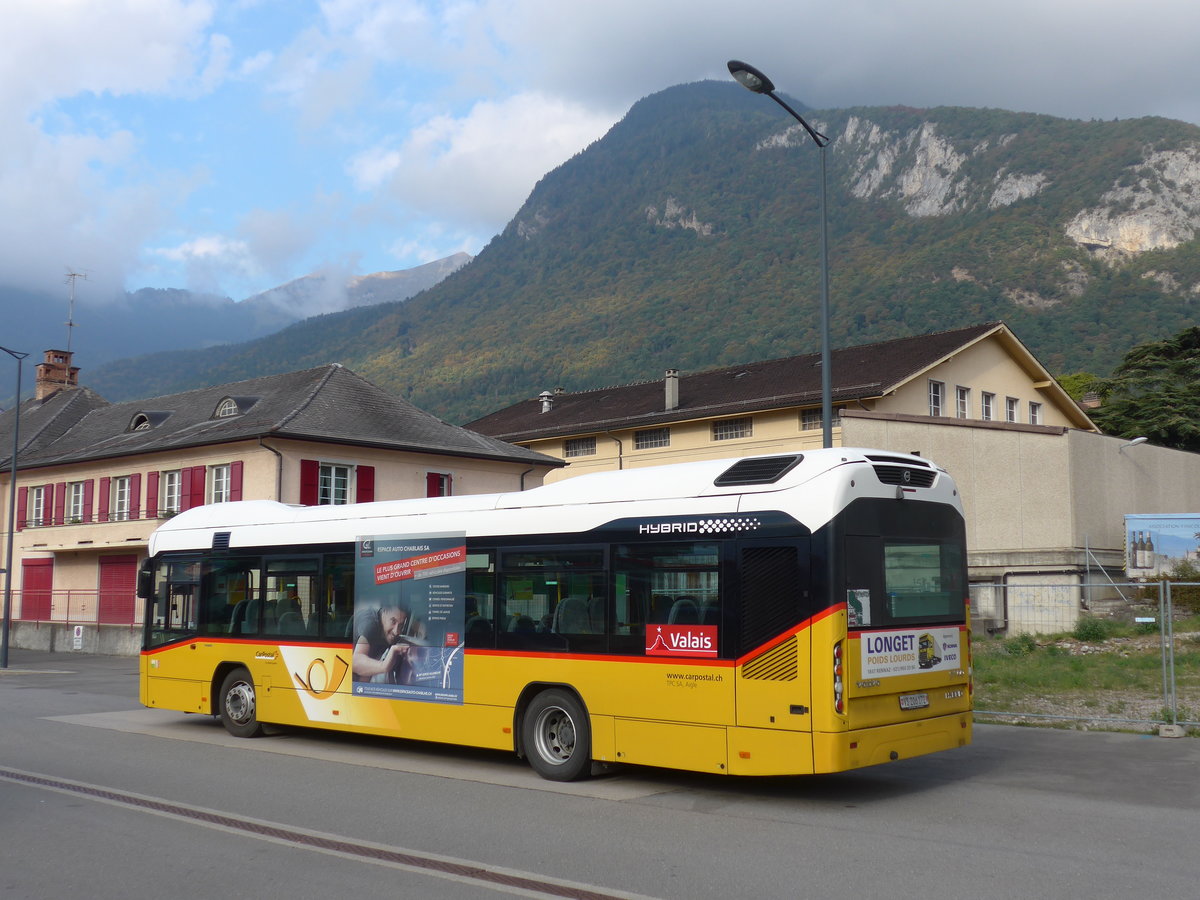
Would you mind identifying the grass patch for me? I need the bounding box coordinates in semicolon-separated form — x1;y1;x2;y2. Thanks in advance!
972;615;1200;721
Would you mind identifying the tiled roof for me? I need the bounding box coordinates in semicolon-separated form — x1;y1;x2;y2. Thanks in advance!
0;387;110;468
467;323;1003;441
10;365;558;470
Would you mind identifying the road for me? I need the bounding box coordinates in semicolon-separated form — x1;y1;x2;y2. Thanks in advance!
2;648;1198;899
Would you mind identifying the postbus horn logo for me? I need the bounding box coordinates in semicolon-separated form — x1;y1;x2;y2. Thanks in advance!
292;655;350;699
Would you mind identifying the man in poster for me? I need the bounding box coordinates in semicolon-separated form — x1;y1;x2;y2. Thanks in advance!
353;534;466;704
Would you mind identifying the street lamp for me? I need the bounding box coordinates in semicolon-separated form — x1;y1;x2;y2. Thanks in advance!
1;345;28;669
728;59;834;449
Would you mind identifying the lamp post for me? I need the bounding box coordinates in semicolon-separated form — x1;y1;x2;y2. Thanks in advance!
728;60;834;449
1;345;28;669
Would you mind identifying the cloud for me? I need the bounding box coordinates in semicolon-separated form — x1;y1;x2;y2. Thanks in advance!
0;0;220;298
349;90;613;228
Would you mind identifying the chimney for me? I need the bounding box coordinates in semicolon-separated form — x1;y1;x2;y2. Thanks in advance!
35;349;79;401
538;390;554;413
664;369;679;411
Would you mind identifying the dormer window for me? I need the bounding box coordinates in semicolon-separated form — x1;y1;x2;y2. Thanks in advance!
128;410;171;432
212;396;257;419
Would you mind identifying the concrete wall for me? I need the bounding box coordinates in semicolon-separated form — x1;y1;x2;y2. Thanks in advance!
9;621;141;656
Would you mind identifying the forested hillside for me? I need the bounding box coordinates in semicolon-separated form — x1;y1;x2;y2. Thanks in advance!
86;81;1200;423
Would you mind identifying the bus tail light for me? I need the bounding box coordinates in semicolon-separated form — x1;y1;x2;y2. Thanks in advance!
833;641;844;714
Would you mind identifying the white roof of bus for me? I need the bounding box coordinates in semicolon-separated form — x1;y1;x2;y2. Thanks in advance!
148;448;951;550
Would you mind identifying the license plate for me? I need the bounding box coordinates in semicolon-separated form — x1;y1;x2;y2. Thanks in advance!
899;692;929;710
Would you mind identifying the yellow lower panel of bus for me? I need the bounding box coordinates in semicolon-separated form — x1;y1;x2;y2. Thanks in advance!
813;712;972;772
142;674;211;715
614;718;729;774
726;727;815;776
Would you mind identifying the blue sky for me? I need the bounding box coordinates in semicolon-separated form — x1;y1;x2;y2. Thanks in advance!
6;0;1200;315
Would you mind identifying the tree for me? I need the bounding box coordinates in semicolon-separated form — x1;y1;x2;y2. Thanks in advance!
1090;326;1200;451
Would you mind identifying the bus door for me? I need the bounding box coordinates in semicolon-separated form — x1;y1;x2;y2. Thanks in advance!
733;539;812;733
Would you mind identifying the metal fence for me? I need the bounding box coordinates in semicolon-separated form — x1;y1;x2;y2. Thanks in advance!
8;589;142;628
970;580;1198;733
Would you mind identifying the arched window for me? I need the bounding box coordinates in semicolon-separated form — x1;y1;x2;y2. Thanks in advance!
214;398;239;418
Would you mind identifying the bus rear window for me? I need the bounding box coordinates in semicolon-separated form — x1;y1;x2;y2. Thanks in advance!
882;542;963;620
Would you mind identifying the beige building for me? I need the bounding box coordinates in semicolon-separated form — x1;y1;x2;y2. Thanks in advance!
467;323;1097;478
469;323;1200;633
0;351;560;653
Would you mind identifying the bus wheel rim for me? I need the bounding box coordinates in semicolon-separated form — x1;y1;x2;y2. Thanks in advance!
226;682;255;725
533;706;576;764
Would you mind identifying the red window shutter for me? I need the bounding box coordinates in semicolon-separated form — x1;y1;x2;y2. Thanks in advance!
83;479;95;523
181;466;206;510
54;482;67;525
355;465;375;503
230;460;244;501
426;472;440;497
299;459;319;505
129;472;141;520
193;466;207;507
145;471;159;518
16;486;27;530
98;477;111;522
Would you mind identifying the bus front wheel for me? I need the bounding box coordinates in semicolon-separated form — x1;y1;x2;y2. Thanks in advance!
522;689;591;781
219;668;264;738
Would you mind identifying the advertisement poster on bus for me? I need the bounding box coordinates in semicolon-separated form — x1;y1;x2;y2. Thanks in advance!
352;533;466;704
1124;514;1200;579
857;627;962;679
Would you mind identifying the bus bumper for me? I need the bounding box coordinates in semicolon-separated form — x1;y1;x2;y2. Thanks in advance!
814;711;973;772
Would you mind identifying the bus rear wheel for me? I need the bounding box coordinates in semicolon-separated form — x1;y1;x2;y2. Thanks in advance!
522;689;591;781
219;668;264;738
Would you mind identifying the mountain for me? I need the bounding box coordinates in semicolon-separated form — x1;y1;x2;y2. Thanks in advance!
2;253;470;406
82;81;1200;423
237;252;472;320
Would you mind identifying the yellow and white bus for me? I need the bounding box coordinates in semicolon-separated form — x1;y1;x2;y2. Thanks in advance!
138;449;972;781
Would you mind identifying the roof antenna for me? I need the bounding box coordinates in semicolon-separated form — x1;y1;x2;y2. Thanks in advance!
64;268;87;353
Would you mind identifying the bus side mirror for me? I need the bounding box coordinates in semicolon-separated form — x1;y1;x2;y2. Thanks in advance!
136;560;155;600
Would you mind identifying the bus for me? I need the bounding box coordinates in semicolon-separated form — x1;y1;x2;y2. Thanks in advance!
138;448;972;781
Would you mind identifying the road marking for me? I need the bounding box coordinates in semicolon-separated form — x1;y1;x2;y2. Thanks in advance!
0;765;661;900
46;708;677;801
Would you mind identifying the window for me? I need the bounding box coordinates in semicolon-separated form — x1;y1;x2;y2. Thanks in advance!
955;387;970;419
614;542;721;656
928;381;945;417
130;414;151;431
214;398;239;418
634;427;670;450
319;464;351;505
162;470;181;515
1029;402;1043;425
564;437;596;458
981;392;995;421
1005;397;1019;423
29;486;46;527
712;417;752;441
211;464;231;503
68;482;86;523
426;472;452;497
112;476;131;522
498;548;606;653
801;408;823;431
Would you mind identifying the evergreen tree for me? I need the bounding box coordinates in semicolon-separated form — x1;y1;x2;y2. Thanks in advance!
1091;326;1200;451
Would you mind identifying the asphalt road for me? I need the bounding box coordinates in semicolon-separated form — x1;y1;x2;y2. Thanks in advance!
2;648;1198;899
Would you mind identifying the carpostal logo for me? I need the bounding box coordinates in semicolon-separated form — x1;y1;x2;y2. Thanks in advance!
646;624;718;658
637;516;761;536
